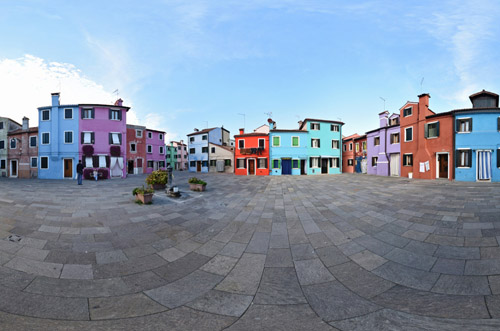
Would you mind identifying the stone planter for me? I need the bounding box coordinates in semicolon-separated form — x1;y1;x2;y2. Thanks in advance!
151;184;166;190
135;193;153;204
189;183;206;192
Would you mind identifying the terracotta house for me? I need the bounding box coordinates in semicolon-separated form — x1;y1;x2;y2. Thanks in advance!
0;116;22;177
126;124;146;175
234;127;269;176
353;134;367;173
342;134;359;173
7;117;38;178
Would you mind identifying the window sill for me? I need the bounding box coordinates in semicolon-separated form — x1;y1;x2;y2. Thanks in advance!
457;132;471;134
457;166;472;169
426;136;438;139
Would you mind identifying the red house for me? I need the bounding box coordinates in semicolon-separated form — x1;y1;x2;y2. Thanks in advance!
342;134;359;173
234;128;269;176
353;134;367;173
126;124;146;174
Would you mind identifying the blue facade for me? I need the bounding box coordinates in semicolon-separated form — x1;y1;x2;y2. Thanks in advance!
269;130;308;175
303;119;343;175
38;93;80;179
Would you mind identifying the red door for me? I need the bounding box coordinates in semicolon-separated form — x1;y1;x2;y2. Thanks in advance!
248;159;255;175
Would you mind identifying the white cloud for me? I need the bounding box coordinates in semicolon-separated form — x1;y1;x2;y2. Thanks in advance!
0;54;137;125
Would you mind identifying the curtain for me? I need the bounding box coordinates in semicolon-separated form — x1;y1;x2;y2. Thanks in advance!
478;151;491;180
110;157;117;168
112;133;120;145
117;157;124;169
86;156;93;168
84;132;91;144
99;155;106;168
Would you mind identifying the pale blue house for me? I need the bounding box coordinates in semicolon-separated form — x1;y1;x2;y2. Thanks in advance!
269;122;308;175
187;127;230;173
38;93;80;179
454;90;500;182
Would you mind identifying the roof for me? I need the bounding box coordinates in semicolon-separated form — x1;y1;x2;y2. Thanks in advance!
469;89;499;100
426;111;454;119
147;128;166;134
127;124;146;129
365;123;399;135
342;134;359;142
299;118;344;130
270;129;307;133
187;127;217;136
353;134;367;140
209;143;234;152
37;104;79;110
78;103;130;110
8;127;38;135
234;132;268;138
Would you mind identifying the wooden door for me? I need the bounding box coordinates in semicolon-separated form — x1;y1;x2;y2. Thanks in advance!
321;159;328;174
248;159;255;175
10;160;17;177
197;161;201;172
438;154;448;178
64;159;73;178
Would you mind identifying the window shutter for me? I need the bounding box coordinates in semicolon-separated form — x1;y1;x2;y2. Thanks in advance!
467;150;472;167
93;155;99;167
91;132;95;144
455;151;459;167
278;160;281;168
106;156;110;168
456;120;459;132
311;140;314;147
118;133;122;144
498;117;500;131
265;159;268;169
424;123;428;138
109;109;112;119
436;122;440;137
469;119;473;132
81;109;84;119
497;150;500;168
309;158;312;168
91;109;95;119
318;139;320;148
82;157;86;167
109;133;112;145
81;132;84;144
118;110;122;121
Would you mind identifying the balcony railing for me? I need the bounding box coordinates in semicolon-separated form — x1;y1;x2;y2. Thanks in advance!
239;147;265;155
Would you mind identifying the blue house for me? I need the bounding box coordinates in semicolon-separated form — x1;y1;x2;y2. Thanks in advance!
454;90;500;182
38;93;80;179
187;127;230;173
300;118;343;175
269;121;308;175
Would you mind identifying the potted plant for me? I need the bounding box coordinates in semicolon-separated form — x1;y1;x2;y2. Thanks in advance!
132;186;154;204
146;170;168;190
188;177;207;192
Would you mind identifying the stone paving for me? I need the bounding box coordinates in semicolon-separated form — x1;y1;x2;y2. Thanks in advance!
0;173;500;330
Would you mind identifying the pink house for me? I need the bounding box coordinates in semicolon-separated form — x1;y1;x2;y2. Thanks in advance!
79;99;128;179
145;128;166;173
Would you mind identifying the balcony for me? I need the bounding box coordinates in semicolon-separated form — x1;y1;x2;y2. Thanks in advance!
239;147;265;155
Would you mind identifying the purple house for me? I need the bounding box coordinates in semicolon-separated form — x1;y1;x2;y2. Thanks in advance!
79;99;128;179
366;111;401;177
145;129;166;173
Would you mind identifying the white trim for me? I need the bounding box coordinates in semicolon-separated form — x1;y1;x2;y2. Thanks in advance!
291;136;300;147
402;153;413;167
247;158;256;175
476;150;492;182
349;142;352;151
40;156;49;170
159;133;163;140
41;132;50;145
436;152;450;179
136;129;142;138
29;135;37;148
30;156;37;168
9;138;16;149
404;126;413;142
159;146;164;154
238;139;245;149
64;108;73;120
272;136;281;147
147;145;152;154
63;131;73;144
41;109;50;121
403;106;412;117
9;159;18;177
258;138;265;148
62;158;74;179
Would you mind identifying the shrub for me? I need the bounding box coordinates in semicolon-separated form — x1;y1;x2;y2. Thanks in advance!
146;170;168;186
97;168;109;179
188;177;206;185
132;185;154;196
82;145;94;156
110;145;121;157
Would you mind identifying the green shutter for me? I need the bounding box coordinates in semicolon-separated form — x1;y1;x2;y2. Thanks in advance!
292;137;298;146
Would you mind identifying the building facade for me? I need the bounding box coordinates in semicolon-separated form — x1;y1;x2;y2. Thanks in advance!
126;124;146;175
342;134;359;173
169;140;188;170
269;119;308;175
234;128;269;176
7;117;38;178
366;111;401;177
209;143;234;173
353;134;367;173
0;117;22;177
145;129;166;173
188;127;230;173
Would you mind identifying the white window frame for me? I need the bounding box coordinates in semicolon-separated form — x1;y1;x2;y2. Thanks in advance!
110;109;120;120
136;129;143;138
457;148;471;168
457;117;472;134
310;157;320;168
349;143;353;151
41;132;50;145
403;153;413;166
404;127;413;142
355;143;359;152
147;131;153;139
291;136;300;147
147;145;152;154
159;133;163;140
111;132;121;145
30;157;37;168
83;131;92;144
311;123;320;130
257;157;267;169
311;138;320;148
343;144;347;152
64;131;73;144
159;146;164;154
272;136;281;147
238;139;245;149
237;158;246;169
403;107;412;117
29;135;37;148
9;138;16;149
41;109;50;121
40;156;49;169
64;108;73;120
427;121;439;139
258;138;265;148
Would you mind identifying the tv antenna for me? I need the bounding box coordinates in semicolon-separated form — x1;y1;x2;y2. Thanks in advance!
420;77;424;92
379;97;386;111
203;121;208;129
238;113;245;131
264;112;273;118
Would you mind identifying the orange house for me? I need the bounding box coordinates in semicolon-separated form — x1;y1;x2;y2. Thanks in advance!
342;134;359;173
399;93;454;180
234;128;269;176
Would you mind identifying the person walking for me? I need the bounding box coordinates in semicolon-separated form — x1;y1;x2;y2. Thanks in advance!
77;160;84;185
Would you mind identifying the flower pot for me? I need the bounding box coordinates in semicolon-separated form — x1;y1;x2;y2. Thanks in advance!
189;183;206;192
136;193;153;204
152;184;166;190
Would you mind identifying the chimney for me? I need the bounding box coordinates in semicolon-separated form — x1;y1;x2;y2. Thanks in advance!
298;120;303;128
194;128;199;132
22;117;29;130
268;118;275;130
239;128;244;135
378;111;389;128
418;93;430;118
51;92;60;106
114;98;123;106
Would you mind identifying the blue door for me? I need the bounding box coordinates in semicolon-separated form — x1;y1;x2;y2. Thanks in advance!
282;159;292;175
355;157;362;173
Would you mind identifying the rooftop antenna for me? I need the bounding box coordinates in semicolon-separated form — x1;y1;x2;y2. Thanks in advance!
379;97;386;111
113;89;119;96
238;113;245;131
420;77;424;93
203;121;208;129
264;112;273;118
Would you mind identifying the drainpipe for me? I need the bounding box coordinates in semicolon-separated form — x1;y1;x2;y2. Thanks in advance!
384;126;389;175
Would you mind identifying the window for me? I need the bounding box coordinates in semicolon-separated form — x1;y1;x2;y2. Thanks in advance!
82;132;94;144
355;143;359;152
331;124;339;132
147;145;152;153
258;158;267;169
343;144;347;152
110;110;120;120
130;143;136;152
362;141;367;151
225;159;231;166
85;156;93;168
332;140;339;149
457;118;472;133
272;136;280;147
30;157;37;168
10;138;16;149
258;139;265;148
403;154;413;166
390;117;399;125
98;155;106;168
311;123;320;130
189;137;194;143
148;132;152;139
349;143;353;151
374;137;380;146
272;159;280;169
202;135;207;140
202;161;208;167
457;149;471;168
64;131;73;144
309;157;319;168
64;108;72;119
147;160;154;168
0;122;3;130
348;159;354;166
159;133;163;140
292;136;299;147
202;147;208;153
239;139;245;149
405;127;413;142
390;133;400;144
211;147;215;153
311;139;320;148
210;160;216;167
0;140;4;149
190;161;196;167
82;109;94;119
159;146;164;154
42;132;50;145
29;136;37;147
0;160;5;169
189;148;195;154
403;107;412;117
331;158;339;168
237;159;246;168
159;161;165;168
425;122;439;138
42;110;50;121
292;160;299;169
110;133;121;145
136;130;142;138
40;156;49;169
372;157;378;166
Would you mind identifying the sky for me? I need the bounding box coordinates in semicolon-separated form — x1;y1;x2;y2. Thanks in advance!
1;0;499;141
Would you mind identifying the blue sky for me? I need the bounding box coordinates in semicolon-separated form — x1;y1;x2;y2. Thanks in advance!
1;0;499;140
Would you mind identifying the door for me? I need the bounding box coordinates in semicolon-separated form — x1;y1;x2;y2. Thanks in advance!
300;160;306;175
248;159;255;175
390;153;400;177
128;160;134;174
282;159;292;175
361;159;367;173
478;151;492;181
438;154;448;179
137;158;143;174
10;160;18;177
321;158;328;174
355;157;362;173
64;159;73;178
197;161;201;172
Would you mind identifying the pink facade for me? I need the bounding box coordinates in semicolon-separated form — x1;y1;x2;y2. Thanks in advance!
79;100;128;178
145;129;166;173
173;140;188;170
